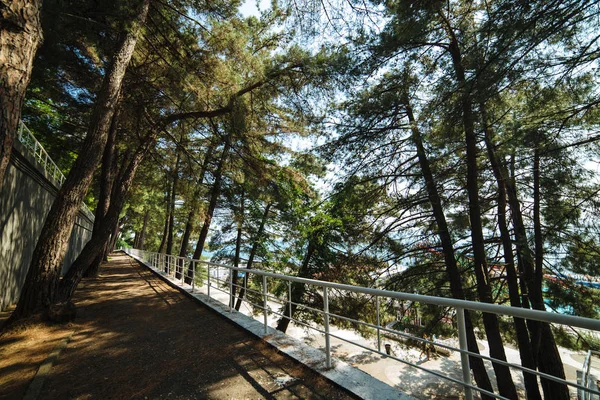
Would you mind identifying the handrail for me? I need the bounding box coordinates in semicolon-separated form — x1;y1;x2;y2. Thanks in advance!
125;248;600;400
16;121;95;221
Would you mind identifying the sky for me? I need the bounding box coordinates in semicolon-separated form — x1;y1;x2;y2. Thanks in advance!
239;0;271;18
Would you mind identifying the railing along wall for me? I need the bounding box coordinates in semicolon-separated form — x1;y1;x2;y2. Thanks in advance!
126;248;600;400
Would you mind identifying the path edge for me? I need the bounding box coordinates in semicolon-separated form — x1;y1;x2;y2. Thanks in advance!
124;251;411;400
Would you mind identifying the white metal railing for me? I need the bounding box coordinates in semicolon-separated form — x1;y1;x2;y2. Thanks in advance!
581;350;600;400
17;121;95;221
125;248;600;400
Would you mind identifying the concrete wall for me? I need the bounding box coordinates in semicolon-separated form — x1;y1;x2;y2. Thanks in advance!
0;141;93;311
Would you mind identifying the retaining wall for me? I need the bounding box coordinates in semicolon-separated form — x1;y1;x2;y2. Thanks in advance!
0;141;93;310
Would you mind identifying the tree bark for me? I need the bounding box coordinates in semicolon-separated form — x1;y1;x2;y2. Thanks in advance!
85;108;120;278
192;137;231;260
442;24;517;397
481;106;541;400
404;98;494;397
235;202;271;311
57;131;156;301
230;189;244;307
180;142;215;283
0;0;43;188
166;153;180;257
276;241;315;333
11;0;150;319
138;210;150;250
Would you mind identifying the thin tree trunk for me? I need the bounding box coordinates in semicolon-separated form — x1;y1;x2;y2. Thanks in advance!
0;0;43;187
502;147;568;398
11;0;150;319
192;137;230;260
167;153;180;257
158;177;171;255
181;142;215;283
481;106;541;400
235;202;271;311
276;241;315;333
442;25;517;397
138;210;150;250
230;189;244;307
404;98;494;397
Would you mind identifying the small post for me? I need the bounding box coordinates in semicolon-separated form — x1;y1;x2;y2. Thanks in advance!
324;286;331;368
263;275;268;334
457;307;474;400
376;295;381;353
288;281;292;321
191;261;195;292
229;268;233;312
181;259;185;285
207;264;211;298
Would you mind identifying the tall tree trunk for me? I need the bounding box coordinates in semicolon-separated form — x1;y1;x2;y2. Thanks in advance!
443;25;517;398
57;132;155;302
276;241;315;333
11;0;150;320
404;98;494;397
167;153;180;257
192;137;230;260
157;177;171;254
85;109;119;278
501;147;568;398
180;142;215;283
235;202;271;311
138;210;150;250
230;189;244;307
0;0;43;188
481;106;541;400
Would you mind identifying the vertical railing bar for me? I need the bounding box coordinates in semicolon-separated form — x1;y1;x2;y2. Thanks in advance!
376;295;381;353
263;275;268;334
288;280;292;321
207;264;211;298
324;285;331;369
457;307;474;400
229;268;233;312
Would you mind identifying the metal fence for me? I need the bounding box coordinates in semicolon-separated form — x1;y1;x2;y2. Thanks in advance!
17;121;95;220
125;248;600;400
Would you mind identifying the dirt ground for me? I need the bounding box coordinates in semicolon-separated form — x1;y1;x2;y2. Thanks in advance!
0;253;357;400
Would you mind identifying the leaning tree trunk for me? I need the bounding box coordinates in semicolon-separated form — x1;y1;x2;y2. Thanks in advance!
0;0;43;188
235;202;271;311
85;109;119;278
11;0;150;320
481;107;541;400
275;242;315;333
192;137;231;260
57;131;156;302
443;28;517;398
404;98;494;397
157;178;171;255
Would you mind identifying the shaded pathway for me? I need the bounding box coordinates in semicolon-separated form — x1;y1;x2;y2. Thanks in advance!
39;253;356;399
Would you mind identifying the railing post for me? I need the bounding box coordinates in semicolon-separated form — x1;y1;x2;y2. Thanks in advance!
457;307;474;400
207;264;211;298
324;286;331;369
191;261;195;292
263;275;268;334
288;281;292;321
376;295;381;353
181;259;185;285
229;268;233;312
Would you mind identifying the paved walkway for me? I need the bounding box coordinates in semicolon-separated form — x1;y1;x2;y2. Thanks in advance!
35;253;356;399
